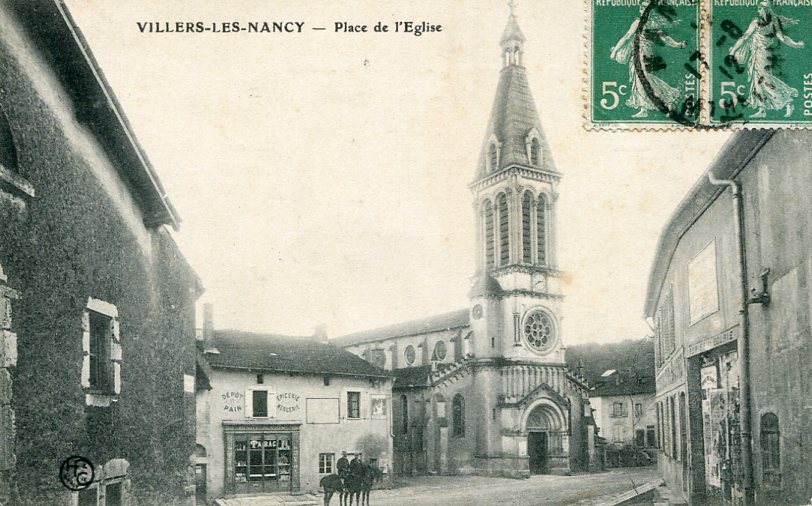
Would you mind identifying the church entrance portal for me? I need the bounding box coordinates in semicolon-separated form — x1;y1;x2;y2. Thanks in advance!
528;432;549;474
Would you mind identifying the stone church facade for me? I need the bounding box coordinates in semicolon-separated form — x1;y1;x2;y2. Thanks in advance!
333;12;597;478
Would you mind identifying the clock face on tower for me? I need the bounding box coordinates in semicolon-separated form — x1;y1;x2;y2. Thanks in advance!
533;274;547;292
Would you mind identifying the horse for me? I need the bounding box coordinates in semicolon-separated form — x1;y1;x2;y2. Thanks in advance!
319;473;349;506
346;463;383;506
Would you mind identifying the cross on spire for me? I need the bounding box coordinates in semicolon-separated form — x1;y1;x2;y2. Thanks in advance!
508;0;517;17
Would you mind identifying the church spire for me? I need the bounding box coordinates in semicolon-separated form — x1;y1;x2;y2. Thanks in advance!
500;1;526;67
475;4;556;178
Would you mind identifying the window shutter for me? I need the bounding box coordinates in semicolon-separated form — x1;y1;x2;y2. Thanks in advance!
340;390;347;420
267;391;276;418
81;311;90;388
245;388;253;418
359;392;368;419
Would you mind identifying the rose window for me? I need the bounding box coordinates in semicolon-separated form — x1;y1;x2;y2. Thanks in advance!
523;310;556;352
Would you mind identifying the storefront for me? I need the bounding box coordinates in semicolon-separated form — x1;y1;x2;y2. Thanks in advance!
224;423;301;495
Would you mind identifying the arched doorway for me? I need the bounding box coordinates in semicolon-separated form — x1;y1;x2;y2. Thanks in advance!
524;401;566;475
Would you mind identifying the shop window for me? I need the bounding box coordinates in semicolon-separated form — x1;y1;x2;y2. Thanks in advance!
634;403;643;418
319;453;334;474
452;394;465;437
347;391;360;419
761;412;781;487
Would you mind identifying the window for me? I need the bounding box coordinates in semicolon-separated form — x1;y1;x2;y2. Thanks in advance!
432;341;447;361
323;376;330;386
319;453;334;474
88;311;112;392
245;388;275;418
488;143;498;171
484;201;495;269
497;194;509;266
657;286;676;362
404;345;416;365
536;194;547;265
530;137;540;166
452;394;465;437
347;392;360;419
105;482;122;506
521;192;532;263
635;429;645;447
612;425;623;443
646;425;656;448
78;487;98;506
400;394;408;434
253;390;268;418
761;412;781;486
257;374;264;384
82;298;121;405
634;403;643;418
612;402;625;417
0;107;18;172
523;309;556;353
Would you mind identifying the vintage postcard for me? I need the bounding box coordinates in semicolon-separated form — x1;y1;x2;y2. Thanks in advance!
0;1;810;505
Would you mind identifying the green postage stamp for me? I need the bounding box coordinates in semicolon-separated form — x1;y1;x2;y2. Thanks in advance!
587;0;812;128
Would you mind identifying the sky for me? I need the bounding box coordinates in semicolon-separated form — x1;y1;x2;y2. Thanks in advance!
64;0;731;344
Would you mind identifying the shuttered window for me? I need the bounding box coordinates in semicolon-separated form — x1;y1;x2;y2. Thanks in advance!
536;194;547;265
530;138;540;166
522;192;532;263
484;201;495;269
498;194;509;266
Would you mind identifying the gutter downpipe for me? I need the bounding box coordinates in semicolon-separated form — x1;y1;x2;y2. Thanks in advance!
707;172;754;506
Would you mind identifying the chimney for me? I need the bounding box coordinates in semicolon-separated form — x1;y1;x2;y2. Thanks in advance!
313;324;328;344
202;303;218;354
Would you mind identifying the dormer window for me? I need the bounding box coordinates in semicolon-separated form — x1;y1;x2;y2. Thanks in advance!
525;129;542;168
486;136;501;173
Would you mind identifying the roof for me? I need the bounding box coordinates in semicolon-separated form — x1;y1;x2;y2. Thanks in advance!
331;309;470;347
206;329;390;379
590;373;656;397
565;338;654;387
7;1;180;229
500;15;526;45
475;31;557;177
468;274;503;298
392;366;432;389
643;129;775;317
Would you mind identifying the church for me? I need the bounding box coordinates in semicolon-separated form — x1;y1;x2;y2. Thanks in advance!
333;10;598;478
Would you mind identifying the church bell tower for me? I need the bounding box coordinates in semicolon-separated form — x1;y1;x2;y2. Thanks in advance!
468;5;565;366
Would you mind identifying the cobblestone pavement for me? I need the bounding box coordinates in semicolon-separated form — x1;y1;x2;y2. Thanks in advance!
362;467;660;506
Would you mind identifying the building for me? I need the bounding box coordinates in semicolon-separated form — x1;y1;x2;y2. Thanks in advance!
0;1;202;504
645;129;812;504
566;340;657;453
333;11;596;478
195;307;393;501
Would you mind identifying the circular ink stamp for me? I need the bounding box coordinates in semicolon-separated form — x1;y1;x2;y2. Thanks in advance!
633;0;704;127
59;455;95;491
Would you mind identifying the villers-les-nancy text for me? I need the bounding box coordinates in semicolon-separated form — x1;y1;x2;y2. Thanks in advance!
136;21;443;36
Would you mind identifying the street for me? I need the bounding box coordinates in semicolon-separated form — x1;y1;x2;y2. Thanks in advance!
356;467;659;506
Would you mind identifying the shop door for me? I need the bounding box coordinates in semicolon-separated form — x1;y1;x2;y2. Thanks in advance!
528;432;549;474
701;351;741;501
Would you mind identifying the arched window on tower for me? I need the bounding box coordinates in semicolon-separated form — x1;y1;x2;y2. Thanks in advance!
489;143;498;172
530;138;540;166
536;194;547;265
497;194;509;266
452;394;465;437
761;412;781;486
522;192;532;263
484;201;495;269
0;107;18;172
